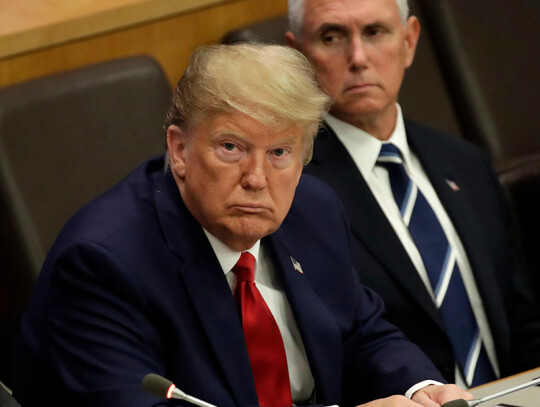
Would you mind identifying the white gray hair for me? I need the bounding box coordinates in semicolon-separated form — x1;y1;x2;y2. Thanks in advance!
288;0;410;37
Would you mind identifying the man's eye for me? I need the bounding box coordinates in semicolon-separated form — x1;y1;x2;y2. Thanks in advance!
322;31;344;44
365;26;385;38
272;148;288;158
222;142;237;151
322;34;336;43
216;141;243;162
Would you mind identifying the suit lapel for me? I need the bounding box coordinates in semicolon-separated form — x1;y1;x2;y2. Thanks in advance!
265;233;343;404
154;170;258;406
310;126;443;328
179;249;259;406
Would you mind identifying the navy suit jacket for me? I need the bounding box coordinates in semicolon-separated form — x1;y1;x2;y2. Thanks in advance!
14;156;443;407
304;120;540;382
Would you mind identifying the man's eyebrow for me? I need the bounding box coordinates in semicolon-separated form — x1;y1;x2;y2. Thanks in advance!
314;22;350;36
269;137;298;147
315;20;391;36
365;20;392;29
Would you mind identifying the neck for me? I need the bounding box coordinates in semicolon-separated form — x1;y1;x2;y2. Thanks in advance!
331;105;398;141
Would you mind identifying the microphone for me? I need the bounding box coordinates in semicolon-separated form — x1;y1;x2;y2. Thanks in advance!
441;376;540;407
142;373;218;407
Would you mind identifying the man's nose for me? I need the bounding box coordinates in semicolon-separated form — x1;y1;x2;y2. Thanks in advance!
349;36;368;70
241;153;268;190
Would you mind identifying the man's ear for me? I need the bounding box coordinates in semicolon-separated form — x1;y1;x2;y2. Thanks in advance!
404;16;421;69
285;31;301;50
166;125;188;178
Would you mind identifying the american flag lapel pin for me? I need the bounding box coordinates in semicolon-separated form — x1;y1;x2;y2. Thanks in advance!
445;179;460;192
290;256;304;274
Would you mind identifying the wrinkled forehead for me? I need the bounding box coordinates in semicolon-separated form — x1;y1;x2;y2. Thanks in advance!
303;0;402;32
186;110;310;146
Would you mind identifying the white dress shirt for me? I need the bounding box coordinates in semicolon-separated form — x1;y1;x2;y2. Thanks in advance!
325;105;500;387
203;229;315;403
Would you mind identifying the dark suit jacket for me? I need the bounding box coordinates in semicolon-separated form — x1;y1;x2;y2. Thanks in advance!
304;121;540;382
14;155;443;407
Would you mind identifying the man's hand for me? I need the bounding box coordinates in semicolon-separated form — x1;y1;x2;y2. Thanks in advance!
411;384;474;407
355;394;436;407
355;385;473;407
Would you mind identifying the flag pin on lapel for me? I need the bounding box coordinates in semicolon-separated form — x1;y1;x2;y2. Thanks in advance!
445;179;460;192
290;257;304;274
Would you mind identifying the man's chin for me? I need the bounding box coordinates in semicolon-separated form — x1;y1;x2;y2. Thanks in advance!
218;220;279;251
332;101;390;122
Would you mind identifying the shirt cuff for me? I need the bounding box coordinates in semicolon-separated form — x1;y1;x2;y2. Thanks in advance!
405;380;445;399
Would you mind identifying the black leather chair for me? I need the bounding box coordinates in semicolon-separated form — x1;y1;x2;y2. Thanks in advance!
496;153;540;293
414;0;540;160
222;15;289;45
0;55;171;387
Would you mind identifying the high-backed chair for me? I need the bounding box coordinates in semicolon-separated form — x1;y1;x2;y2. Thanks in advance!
221;15;289;45
415;0;540;160
496;153;540;294
0;55;171;387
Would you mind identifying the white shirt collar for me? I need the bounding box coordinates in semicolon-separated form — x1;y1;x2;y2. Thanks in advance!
325;104;412;176
202;228;261;276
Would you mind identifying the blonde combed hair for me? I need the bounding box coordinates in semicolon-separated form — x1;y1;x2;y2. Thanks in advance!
165;44;332;164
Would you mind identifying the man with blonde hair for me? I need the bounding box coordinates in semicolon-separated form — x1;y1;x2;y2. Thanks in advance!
287;0;540;390
15;44;471;407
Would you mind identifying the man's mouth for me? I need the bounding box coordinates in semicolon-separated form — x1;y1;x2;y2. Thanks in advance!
232;204;270;214
344;83;376;93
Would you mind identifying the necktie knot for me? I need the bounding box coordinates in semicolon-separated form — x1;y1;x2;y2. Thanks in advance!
233;252;256;282
377;143;404;166
377;143;410;210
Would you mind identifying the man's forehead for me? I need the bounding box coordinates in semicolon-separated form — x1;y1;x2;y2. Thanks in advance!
303;0;401;28
191;112;305;145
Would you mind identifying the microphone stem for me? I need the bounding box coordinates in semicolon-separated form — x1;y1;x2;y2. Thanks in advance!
182;393;218;407
477;376;540;403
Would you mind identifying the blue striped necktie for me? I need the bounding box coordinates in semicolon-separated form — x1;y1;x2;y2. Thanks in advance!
377;143;496;387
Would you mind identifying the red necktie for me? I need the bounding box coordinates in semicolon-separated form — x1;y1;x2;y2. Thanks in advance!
232;252;292;407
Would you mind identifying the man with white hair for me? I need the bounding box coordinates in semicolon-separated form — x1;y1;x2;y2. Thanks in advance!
287;0;540;389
